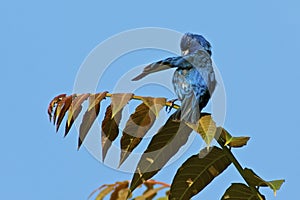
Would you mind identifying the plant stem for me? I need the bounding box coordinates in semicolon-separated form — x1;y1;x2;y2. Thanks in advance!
216;138;263;199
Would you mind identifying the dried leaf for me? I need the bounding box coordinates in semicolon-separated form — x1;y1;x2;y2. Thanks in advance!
110;181;129;200
56;95;73;132
87;91;108;111
111;93;133;118
114;188;130;200
95;185;115;200
221;183;265;200
169;146;231;200
130;110;193;193
65;93;90;137
141;97;166;117
53;95;68;125
135;186;168;200
78;92;107;149
119;103;156;166
140;181;155;200
101;105;122;162
156;197;168;200
48;93;66;122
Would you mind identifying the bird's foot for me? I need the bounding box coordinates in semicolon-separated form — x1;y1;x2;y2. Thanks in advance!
166;98;178;113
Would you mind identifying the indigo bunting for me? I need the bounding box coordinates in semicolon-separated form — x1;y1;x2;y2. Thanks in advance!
132;33;216;123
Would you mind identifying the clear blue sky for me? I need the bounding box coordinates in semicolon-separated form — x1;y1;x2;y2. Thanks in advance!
1;0;299;199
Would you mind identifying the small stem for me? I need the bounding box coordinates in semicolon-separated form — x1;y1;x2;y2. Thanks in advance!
216;138;263;199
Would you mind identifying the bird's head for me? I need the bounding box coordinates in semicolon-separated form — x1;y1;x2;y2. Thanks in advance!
180;33;212;56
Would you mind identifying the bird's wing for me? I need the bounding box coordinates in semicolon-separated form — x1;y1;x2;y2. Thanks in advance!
173;68;202;123
191;50;216;95
131;56;189;81
172;51;214;123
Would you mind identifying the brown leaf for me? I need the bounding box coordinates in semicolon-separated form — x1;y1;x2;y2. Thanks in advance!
88;91;108;111
48;93;66;122
110;93;133;118
78;92;107;149
135;186;168;200
94;184;115;200
101;105;123;162
141;97;166;117
65;93;90;137
110;181;129;200
119;103;157;166
56;95;74;132
52;94;68;124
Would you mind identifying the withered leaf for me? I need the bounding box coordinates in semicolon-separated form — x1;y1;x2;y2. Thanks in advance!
141;97;166;117
48;93;66;122
78;92;107;149
56;95;73;132
65;93;90;137
110;93;133;118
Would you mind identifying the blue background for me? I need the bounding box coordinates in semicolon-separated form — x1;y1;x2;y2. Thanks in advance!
1;0;298;199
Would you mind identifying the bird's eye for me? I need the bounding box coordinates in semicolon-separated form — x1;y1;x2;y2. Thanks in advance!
187;40;191;47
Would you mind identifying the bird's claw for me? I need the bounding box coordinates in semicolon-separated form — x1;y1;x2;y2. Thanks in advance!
165;99;178;113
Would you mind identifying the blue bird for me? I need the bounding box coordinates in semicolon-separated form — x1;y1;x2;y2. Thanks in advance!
132;33;216;123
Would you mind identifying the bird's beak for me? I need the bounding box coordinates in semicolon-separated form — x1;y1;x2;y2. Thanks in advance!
182;49;189;56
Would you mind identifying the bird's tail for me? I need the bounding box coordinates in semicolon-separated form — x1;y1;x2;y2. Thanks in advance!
180;93;200;124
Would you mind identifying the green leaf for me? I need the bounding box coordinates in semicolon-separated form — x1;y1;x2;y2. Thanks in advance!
65;93;90;137
243;168;285;196
169;146;231;200
186;114;217;148
111;93;133;118
78;92;107;149
219;128;250;148
221;183;265;200
119;102;157;166
101;104;123;162
130;110;193;193
267;180;285;195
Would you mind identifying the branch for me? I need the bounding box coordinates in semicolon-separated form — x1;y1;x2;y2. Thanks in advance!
105;92;180;109
216;137;263;199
